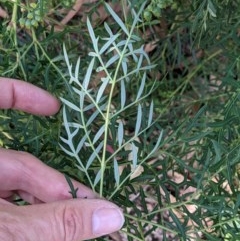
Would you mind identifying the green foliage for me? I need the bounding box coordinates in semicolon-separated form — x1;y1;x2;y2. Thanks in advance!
143;0;176;20
0;0;240;240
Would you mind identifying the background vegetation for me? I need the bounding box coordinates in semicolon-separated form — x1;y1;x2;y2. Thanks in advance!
0;0;240;240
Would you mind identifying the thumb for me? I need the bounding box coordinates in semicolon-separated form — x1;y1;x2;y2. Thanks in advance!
0;199;125;241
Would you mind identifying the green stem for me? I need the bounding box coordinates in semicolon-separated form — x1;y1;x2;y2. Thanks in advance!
120;229;144;241
10;0;18;46
10;0;28;79
74;154;95;192
35;41;67;83
124;213;179;234
31;30;40;60
99;2;148;196
99;12;137;197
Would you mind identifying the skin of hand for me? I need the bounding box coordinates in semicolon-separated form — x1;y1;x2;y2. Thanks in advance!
0;78;124;241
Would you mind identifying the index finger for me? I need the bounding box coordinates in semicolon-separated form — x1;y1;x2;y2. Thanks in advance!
0;148;97;202
0;78;60;116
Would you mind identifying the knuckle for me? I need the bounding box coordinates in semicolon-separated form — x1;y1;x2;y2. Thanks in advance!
57;205;83;241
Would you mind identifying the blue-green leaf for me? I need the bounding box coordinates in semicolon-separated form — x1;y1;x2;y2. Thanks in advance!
83;58;95;90
121;58;128;76
63;44;73;79
117;121;124;147
87;17;98;52
60;136;68;145
74;57;80;80
96;77;109;103
132;143;138;169
148;101;154;127
93;125;105;144
59;144;75;157
128;43;138;62
76;134;88;154
105;54;120;68
88;52;98;57
62;105;71;137
135;104;142;135
120;80;126;108
136;73;146;100
99;34;120;55
151;130;163;154
86;141;103;169
105;3;129;36
114;158;120;186
61;98;80;112
104;22;113;36
137;50;144;70
86;110;100;127
94;169;101;186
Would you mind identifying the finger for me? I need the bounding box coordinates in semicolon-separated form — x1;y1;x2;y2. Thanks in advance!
0;190;42;205
0;198;14;206
0;78;60;116
0;191;14;199
17;190;43;204
0;148;96;202
0;199;125;241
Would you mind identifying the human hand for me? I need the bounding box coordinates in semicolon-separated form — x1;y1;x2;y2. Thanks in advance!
0;78;124;241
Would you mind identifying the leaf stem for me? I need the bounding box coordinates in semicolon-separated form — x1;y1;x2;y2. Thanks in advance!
99;4;141;197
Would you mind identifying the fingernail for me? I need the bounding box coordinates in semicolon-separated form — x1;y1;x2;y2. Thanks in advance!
92;208;125;235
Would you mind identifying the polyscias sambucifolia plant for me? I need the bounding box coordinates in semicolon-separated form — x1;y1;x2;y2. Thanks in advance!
60;2;162;199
